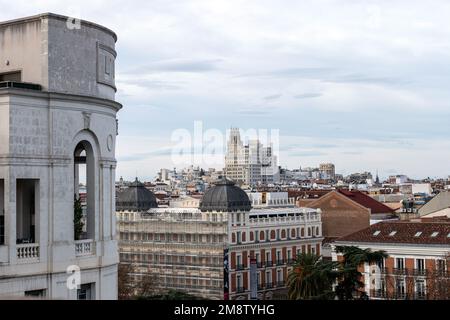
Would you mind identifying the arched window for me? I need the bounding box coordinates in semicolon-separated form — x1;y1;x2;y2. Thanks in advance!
74;141;95;241
270;230;276;240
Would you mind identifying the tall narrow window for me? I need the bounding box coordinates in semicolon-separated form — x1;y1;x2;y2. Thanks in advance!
0;179;4;245
16;179;39;244
396;258;405;270
74;141;95;240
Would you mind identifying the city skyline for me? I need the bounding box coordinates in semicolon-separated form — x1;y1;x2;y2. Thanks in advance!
2;1;450;180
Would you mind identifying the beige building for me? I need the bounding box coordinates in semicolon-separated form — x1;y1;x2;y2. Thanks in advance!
117;178;323;300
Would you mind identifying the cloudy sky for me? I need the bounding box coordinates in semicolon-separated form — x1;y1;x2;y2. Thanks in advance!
2;0;450;180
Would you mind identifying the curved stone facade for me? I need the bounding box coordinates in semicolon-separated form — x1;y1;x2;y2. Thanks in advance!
0;13;121;300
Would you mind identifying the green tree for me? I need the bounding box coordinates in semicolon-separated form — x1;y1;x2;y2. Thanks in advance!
73;196;84;240
334;246;388;300
287;253;339;300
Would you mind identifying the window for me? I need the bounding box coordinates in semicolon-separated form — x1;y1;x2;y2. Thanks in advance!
266;252;271;263
77;283;95;300
0;71;22;82
237;274;242;289
266;271;271;285
0;179;4;245
25;289;46;298
437;259;447;273
74;141;96;240
414;232;422;237
396;279;406;298
431;232;439;237
389;231;397;237
416;259;425;271
396;258;405;270
277;269;282;283
415;279;426;299
16;179;39;244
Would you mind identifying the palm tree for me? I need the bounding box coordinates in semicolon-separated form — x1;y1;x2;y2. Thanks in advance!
287;253;339;300
334;246;388;300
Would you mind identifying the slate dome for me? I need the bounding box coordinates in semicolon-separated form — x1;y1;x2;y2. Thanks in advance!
199;177;252;212
116;178;158;211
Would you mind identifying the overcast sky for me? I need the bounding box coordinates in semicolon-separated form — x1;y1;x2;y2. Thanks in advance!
2;0;450;181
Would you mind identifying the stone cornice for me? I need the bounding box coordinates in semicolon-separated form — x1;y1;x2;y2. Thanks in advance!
0;88;122;113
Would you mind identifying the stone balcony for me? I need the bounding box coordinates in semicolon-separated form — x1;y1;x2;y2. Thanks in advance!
16;243;40;263
75;239;96;257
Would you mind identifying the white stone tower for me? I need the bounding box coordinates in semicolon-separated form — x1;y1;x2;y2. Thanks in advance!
0;13;121;299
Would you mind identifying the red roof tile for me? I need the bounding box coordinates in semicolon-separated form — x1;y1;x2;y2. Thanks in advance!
336;220;450;245
338;189;395;214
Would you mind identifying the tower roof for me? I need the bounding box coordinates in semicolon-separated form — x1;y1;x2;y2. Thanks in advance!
116;178;158;211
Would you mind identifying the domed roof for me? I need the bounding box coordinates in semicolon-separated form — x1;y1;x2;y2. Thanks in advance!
200;177;252;212
116;178;158;211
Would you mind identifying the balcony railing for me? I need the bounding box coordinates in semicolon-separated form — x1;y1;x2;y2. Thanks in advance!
393;268;407;275
16;243;40;262
379;267;389;274
236;287;246;293
394;292;407;299
265;283;274;289
413;269;427;277
276;259;285;266
265;261;273;267
276;281;285;287
287;258;295;265
257;284;264;290
414;293;426;300
256;262;263;268
236;264;245;271
75;239;95;256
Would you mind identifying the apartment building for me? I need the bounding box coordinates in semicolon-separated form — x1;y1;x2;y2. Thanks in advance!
117;178;323;300
332;220;450;300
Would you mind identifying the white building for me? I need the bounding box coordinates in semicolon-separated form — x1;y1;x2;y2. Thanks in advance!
225;129;279;186
0;13;120;299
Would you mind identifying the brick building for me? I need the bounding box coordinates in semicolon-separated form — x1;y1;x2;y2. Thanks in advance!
332;220;450;300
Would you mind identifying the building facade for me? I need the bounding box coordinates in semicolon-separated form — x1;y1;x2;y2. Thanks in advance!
332;220;450;300
224;129;279;186
117;178;323;300
0;13;120;299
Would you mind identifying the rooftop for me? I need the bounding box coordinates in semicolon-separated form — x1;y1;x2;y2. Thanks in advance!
336;220;450;245
338;189;395;214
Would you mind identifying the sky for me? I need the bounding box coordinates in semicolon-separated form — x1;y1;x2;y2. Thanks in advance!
2;0;450;181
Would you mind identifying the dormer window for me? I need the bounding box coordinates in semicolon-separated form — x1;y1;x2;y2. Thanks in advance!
431;232;439;237
373;231;381;236
389;231;397;236
414;232;422;237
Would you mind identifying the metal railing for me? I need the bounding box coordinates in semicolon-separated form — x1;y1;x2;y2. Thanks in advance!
236;264;245;271
393;268;407;275
276;259;285;266
413;269;427;276
265;261;273;267
236;287;246;293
